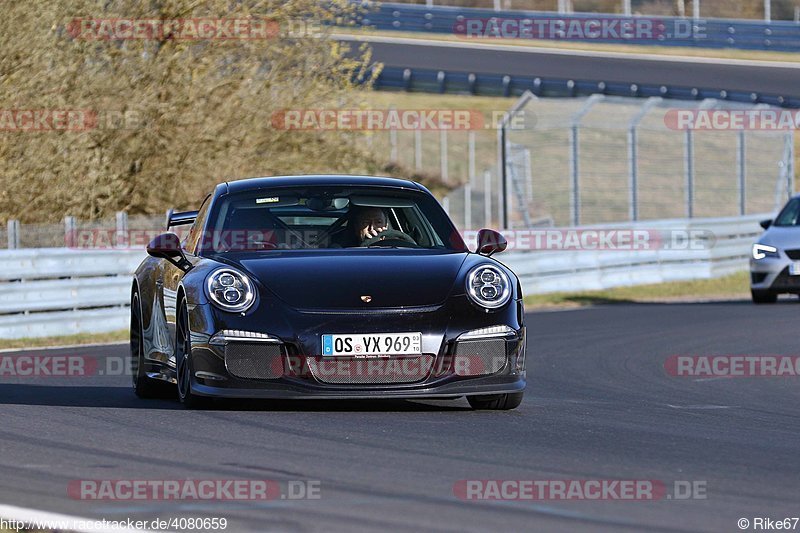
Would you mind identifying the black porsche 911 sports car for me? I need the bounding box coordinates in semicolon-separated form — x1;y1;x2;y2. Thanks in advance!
130;175;526;409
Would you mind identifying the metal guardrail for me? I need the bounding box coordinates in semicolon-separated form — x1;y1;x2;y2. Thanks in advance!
0;249;144;340
0;215;765;340
370;66;800;108
355;2;800;52
498;214;765;295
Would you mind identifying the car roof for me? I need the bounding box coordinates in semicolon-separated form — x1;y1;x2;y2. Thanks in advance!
222;175;424;195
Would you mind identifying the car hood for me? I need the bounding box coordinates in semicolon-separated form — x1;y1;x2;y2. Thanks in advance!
758;226;800;250
236;250;469;309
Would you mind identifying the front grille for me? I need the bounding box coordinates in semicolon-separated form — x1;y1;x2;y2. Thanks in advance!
453;339;508;376
769;267;800;291
785;249;800;260
224;342;284;379
306;355;434;384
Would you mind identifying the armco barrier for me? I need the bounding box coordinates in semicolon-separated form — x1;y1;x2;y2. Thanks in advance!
369;65;800;108
0;214;766;339
353;2;800;52
498;215;765;294
0;249;145;340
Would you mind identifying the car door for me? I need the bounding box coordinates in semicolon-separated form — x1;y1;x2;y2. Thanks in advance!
162;196;212;359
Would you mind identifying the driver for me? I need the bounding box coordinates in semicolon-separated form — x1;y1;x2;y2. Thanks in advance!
331;206;415;247
353;207;389;244
330;207;389;247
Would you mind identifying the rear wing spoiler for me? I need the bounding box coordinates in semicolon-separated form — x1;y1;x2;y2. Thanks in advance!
165;209;198;229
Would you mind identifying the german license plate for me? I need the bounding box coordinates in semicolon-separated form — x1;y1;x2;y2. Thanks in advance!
791;263;800;276
321;332;422;357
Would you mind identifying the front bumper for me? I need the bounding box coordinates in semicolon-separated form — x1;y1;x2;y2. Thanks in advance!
750;255;800;293
181;297;527;399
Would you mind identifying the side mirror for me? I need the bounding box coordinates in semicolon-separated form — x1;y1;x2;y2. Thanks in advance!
760;219;772;230
476;229;508;256
147;232;192;271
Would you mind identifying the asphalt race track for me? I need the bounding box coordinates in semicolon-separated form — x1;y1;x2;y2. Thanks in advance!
342;35;800;98
1;302;799;532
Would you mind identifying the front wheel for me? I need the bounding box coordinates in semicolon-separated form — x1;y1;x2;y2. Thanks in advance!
751;290;778;304
176;301;211;409
467;392;523;410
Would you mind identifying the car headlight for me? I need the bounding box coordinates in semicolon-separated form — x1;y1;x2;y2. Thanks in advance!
466;265;512;310
752;244;779;260
206;268;255;312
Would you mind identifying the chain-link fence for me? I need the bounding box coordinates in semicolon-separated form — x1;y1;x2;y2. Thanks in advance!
499;94;794;229
364;94;795;232
2;214;166;250
3;94;795;247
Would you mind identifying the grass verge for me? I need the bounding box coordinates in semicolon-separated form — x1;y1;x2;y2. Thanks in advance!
0;329;128;351
524;271;751;309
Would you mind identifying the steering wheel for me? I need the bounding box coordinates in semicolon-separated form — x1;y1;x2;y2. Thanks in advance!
361;229;417;247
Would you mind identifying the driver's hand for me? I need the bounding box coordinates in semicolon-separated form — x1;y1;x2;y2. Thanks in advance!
364;226;387;239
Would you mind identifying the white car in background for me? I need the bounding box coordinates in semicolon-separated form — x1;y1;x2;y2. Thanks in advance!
750;196;800;304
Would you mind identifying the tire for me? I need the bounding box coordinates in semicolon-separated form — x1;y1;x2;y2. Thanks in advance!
467;392;524;410
131;292;169;398
176;300;211;409
751;290;778;304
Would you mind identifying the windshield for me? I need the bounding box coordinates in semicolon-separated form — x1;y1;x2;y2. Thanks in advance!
773;198;800;227
200;186;466;253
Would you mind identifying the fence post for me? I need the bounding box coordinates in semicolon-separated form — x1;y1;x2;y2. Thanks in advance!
684;128;694;218
787;132;795;197
64;216;76;248
570;125;580;225
524;148;533;204
484;170;492;228
116;211;129;248
627;97;661;222
738;131;747;215
628;126;638;221
465;181;472;230
389;127;398;162
568;94;604;226
7;220;20;249
440;129;448;182
414;129;422;170
468;131;476;184
765;0;772;22
622;0;631;16
498;91;538;230
693;0;700;19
